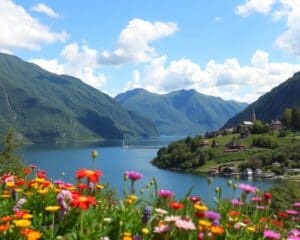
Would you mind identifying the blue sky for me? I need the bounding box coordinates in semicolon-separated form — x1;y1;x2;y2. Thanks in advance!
1;0;300;103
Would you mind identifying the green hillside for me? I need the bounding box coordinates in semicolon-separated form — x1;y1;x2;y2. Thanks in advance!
116;88;248;135
0;53;159;143
225;72;300;127
152;131;300;175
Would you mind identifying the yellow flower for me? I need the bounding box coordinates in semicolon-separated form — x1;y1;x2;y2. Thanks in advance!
15;188;23;193
129;195;138;201
194;204;208;212
45;206;60;212
247;226;256;232
96;184;105;190
22;214;34;219
37;188;48;194
142;228;149;235
198;219;212;228
35;178;45;183
122;232;132;240
13;219;31;227
6;182;15;188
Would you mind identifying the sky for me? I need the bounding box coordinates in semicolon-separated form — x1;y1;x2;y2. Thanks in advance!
1;0;300;103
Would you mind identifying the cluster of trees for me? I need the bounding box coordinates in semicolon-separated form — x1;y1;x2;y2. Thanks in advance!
282;107;300;130
0;129;23;175
251;120;269;134
252;135;279;149
152;135;215;170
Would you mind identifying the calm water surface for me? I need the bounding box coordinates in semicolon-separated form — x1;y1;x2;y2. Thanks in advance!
20;137;278;202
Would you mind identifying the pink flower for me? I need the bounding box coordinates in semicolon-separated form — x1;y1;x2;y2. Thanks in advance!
286;210;299;215
251;196;262;202
238;183;256;193
158;189;174;198
263;229;281;239
231;199;243;206
175;218;196;230
165;215;181;222
124;171;143;181
153;225;171;233
293;202;300;208
205;210;221;220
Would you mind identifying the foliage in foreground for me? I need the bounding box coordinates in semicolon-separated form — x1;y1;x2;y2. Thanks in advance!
0;153;299;240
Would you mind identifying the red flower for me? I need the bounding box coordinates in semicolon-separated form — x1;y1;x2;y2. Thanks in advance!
77;183;88;191
16;179;25;186
23;167;32;175
76;169;103;183
169;202;184;210
264;192;272;204
37;170;47;179
278;211;289;219
70;193;97;210
271;219;283;227
14;210;30;218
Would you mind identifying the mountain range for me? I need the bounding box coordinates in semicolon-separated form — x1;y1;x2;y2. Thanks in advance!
115;88;248;135
224;72;300;127
0;53;158;143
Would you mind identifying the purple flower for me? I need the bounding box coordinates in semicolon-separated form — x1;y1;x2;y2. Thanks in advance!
13;198;26;212
263;229;281;239
205;210;221;220
158;189;174;198
142;206;151;223
124;171;143;181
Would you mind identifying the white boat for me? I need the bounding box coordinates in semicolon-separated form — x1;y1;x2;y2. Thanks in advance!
244;168;253;176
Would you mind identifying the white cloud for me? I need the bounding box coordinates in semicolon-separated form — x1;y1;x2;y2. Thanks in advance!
236;0;300;57
274;1;300;56
98;18;178;65
0;48;13;55
30;43;107;89
214;16;222;22
235;0;276;16
31;3;61;18
126;50;300;103
0;0;67;50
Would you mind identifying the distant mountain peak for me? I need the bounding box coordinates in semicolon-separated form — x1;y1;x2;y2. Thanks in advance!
115;88;248;135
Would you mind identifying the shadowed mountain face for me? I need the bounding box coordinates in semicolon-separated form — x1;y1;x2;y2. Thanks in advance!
116;88;248;135
224;72;300;127
0;53;158;143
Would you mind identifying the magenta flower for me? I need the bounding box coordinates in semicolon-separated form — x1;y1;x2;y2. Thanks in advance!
158;189;174;198
205;210;221;220
124;171;143;181
238;183;256;193
263;229;281;239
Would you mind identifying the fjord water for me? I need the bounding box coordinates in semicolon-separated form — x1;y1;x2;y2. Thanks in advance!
20;137;276;201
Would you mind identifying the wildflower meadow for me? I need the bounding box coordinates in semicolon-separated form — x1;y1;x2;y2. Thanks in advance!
0;152;299;240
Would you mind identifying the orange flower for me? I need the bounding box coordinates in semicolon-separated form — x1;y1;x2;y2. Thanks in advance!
70;193;97;210
0;223;9;232
23;167;32;175
76;169;103;183
210;225;224;235
169;201;184;210
21;229;42;240
228;210;240;218
0;216;14;222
